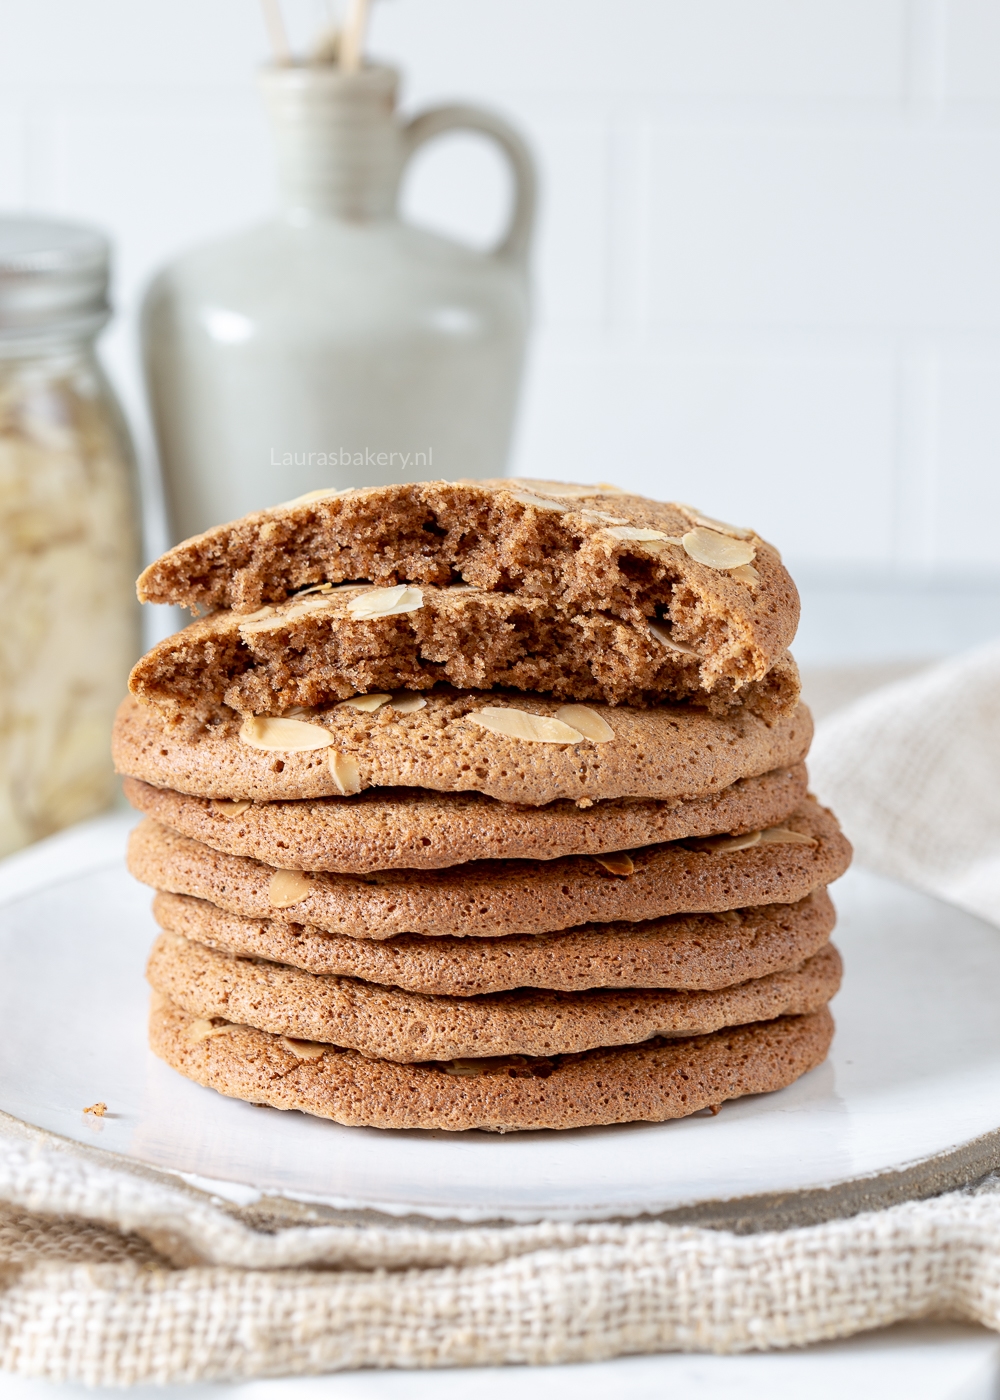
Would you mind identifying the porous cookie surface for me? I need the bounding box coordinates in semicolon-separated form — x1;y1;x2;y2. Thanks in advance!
147;931;841;1062
150;998;834;1132
113;691;813;807
153;888;837;996
129;589;801;720
129;800;852;940
123;764;807;873
136;480;799;700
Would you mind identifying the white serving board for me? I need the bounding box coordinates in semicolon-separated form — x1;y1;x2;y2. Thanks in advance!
1;811;998;1224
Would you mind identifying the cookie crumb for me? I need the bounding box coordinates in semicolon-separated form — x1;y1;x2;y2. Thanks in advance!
83;1102;107;1117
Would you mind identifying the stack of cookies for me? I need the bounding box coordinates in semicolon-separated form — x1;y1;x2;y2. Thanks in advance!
113;479;851;1132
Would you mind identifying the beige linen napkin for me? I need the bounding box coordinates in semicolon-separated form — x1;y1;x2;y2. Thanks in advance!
3;1111;1000;1383
809;640;1000;925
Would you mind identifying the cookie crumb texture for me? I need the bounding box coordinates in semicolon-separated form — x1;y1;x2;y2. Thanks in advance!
134;482;799;713
149;997;834;1131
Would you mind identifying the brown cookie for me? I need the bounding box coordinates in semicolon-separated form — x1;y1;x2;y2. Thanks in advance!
149;997;834;1132
136;480;799;703
129;589;801;721
122;764;807;873
152;888;837;996
113;691;813;806
147;930;841;1063
128;798;853;940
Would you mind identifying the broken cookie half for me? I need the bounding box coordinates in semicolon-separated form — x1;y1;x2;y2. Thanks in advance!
135;479;799;705
129;580;802;724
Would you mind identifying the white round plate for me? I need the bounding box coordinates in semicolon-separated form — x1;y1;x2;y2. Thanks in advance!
2;812;999;1223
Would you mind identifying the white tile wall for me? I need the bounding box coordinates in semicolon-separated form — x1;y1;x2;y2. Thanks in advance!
3;0;1000;577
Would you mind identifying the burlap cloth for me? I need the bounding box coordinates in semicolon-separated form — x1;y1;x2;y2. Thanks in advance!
5;646;1000;1383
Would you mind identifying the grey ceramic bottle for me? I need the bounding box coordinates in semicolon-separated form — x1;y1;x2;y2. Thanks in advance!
141;63;535;542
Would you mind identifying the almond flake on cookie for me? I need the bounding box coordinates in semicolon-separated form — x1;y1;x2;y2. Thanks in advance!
186;1018;243;1042
268;869;312;907
603;526;683;545
676;504;755;541
729;564;761;587
758;826;817;846
690;830;763;854
682;527;757;570
328;750;362;795
239;716;335;751
338;693;392;713
647;621;699;656
595;853;635;876
554;705;615;743
347;585;424;620
389;691;427;713
508;490;569;512
466;707;584;744
278;1037;327;1059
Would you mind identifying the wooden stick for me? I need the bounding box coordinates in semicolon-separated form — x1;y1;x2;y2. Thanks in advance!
339;0;370;72
260;0;292;64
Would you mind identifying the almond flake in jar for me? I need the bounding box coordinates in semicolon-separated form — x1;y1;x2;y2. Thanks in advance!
0;345;140;859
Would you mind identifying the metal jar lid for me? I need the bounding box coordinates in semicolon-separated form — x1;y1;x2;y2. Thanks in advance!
0;214;111;343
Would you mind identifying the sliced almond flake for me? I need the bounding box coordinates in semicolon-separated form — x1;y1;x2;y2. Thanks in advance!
238;617;278;636
292;582;334;598
682;527;756;570
554;704;615;743
338;693;392;713
692;830;762;854
279;1036;327;1060
595;853;635;876
580;510;629;525
268;869;312;908
239;596;338;634
467;707;583;744
187;1018;243;1042
390;691;428;713
676;503;754;541
512;479;600;500
277;486;351;508
729;564;761;587
647;621;699;656
508;490;569;513
347;585;424;620
758;827;818;847
440;1059;486;1077
240;715;335;752
239;604;277;624
329;750;362;795
604;526;683;545
212;799;252;816
282;594;341;616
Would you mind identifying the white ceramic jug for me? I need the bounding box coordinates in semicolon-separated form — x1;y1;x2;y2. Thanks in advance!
142;64;535;542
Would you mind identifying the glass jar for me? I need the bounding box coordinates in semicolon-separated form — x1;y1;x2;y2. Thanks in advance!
0;216;140;857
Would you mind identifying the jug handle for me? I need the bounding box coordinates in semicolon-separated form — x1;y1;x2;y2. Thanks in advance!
400;105;536;265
